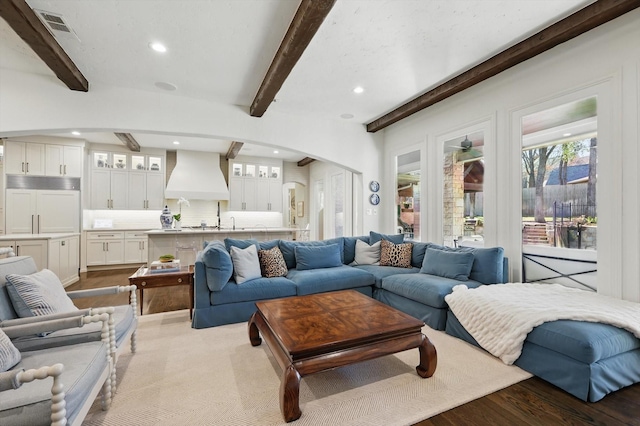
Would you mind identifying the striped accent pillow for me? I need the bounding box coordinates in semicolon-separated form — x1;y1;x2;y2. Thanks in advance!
6;269;78;318
0;327;21;372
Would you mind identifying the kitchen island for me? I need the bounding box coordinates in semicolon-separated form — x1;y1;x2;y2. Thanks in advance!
146;227;297;266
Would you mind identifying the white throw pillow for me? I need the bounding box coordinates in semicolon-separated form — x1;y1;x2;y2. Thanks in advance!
6;269;78;317
230;245;262;284
352;239;381;265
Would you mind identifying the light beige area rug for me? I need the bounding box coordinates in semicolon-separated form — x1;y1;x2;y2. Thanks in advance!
83;310;531;426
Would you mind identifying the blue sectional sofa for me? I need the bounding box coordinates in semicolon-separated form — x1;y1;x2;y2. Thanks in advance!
191;233;508;329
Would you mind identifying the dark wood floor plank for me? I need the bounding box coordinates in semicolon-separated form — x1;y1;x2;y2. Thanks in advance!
67;269;640;425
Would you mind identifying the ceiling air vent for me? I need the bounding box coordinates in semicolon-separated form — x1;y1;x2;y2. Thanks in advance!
34;9;81;41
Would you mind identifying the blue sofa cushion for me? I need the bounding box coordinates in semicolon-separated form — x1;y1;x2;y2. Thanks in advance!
381;273;483;308
224;238;259;252
411;242;432;268
369;231;404;245
420;248;474;281
295;244;342;270
428;244;505;284
201;241;234;291
353;265;420;288
343;236;370;265
211;276;297;305
526;320;640;364
279;238;344;269
287;266;375;295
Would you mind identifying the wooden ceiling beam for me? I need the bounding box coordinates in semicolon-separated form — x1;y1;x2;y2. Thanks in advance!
226;141;244;160
114;133;141;152
250;0;336;117
297;157;315;167
366;0;640;133
0;0;88;91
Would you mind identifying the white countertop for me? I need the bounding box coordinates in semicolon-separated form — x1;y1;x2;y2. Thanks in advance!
145;227;298;235
0;233;81;241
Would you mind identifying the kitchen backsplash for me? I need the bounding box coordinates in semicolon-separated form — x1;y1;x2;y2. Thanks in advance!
83;199;284;230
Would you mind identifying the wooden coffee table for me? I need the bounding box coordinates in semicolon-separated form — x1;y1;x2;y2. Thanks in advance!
248;290;437;422
128;265;194;319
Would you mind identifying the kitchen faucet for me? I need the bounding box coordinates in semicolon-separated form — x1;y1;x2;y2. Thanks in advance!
231;216;235;231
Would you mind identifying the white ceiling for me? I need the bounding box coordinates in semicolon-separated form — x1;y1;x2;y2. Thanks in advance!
1;0;595;160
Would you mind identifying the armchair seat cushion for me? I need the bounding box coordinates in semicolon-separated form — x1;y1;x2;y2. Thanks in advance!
0;341;109;426
10;304;136;353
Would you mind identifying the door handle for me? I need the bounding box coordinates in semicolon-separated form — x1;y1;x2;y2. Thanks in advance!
38;215;41;234
26;162;29;173
31;214;35;233
22;162;25;173
64;165;67;175
60;164;63;175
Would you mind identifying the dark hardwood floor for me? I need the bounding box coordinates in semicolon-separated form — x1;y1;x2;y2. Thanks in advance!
68;269;640;426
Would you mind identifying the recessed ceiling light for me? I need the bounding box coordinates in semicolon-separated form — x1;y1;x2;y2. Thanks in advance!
173;141;180;145
340;113;354;119
71;131;81;136
273;150;279;154
149;42;167;53
353;86;364;94
155;81;177;91
563;133;572;137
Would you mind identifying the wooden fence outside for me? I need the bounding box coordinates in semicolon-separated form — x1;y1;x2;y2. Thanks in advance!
522;183;595;217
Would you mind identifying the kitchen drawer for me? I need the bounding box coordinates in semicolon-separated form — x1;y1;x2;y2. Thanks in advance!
125;231;148;239
87;231;125;240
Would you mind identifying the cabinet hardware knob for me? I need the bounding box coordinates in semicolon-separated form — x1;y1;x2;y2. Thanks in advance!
177;278;183;283
141;282;146;286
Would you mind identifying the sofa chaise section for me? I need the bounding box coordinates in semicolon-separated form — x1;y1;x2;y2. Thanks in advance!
446;312;640;402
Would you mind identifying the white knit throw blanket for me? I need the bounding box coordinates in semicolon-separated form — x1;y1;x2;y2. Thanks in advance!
445;283;640;365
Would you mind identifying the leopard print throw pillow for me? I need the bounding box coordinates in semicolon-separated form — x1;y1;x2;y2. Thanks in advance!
258;246;288;278
380;239;413;268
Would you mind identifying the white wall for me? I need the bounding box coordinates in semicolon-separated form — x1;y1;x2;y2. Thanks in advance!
0;70;384;233
382;10;640;302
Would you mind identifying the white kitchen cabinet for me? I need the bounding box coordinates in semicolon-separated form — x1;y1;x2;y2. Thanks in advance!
48;235;80;286
124;232;148;263
5;141;45;175
131;154;163;173
90;169;129;209
229;159;282;212
45;145;83;177
128;172;165;210
86;231;125;266
6;239;48;270
5;190;80;234
256;179;283;212
229;176;256;211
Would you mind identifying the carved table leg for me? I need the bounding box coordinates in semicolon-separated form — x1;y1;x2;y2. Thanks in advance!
416;334;438;378
280;365;302;422
248;312;262;346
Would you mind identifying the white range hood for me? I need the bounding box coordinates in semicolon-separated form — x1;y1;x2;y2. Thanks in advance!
165;151;229;200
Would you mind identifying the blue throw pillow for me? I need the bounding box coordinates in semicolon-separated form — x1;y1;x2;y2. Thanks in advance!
369;231;404;245
466;247;504;284
343;236;370;264
295;244;342;270
420;248;473;281
201;241;234;291
280;239;345;269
